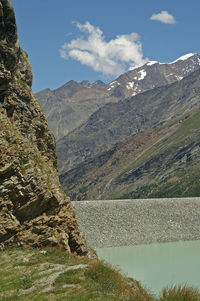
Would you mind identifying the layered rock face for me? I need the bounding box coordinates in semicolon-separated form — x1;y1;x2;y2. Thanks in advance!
0;0;89;256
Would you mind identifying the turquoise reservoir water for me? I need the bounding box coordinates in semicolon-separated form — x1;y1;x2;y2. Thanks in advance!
97;240;200;295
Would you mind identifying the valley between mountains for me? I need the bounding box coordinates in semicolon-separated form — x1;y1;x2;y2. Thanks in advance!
36;54;200;201
2;1;200;299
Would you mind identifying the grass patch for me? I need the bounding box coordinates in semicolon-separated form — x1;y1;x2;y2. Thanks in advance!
119;165;200;199
0;296;20;301
85;260;125;293
55;268;84;285
0;248;200;301
160;285;200;301
84;260;154;300
118;108;200;178
19;275;34;289
41;248;88;266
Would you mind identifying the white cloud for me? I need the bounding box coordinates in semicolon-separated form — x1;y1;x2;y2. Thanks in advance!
60;21;148;76
150;11;176;24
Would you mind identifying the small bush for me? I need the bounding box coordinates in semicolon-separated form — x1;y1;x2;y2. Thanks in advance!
159;285;200;301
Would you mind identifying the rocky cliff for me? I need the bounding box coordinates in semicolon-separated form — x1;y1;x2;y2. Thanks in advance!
0;0;89;256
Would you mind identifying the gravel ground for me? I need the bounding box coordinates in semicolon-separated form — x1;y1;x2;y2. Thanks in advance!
72;198;200;248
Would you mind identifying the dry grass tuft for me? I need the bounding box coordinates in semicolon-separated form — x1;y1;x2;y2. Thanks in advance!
160;284;200;301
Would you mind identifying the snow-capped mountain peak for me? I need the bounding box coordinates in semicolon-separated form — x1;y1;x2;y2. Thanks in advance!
36;52;200;142
106;53;200;98
146;61;158;66
169;53;197;64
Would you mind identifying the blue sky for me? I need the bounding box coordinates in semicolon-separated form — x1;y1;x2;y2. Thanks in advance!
11;0;200;92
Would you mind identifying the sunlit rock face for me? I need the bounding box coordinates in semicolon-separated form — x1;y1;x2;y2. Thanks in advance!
0;0;89;256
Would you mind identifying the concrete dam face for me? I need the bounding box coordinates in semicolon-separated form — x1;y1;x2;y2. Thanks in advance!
72;198;200;248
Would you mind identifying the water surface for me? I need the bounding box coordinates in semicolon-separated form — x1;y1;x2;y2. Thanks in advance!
97;240;200;295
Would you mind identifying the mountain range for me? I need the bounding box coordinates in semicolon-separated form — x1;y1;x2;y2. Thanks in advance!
36;53;200;201
57;66;200;173
36;53;200;141
60;105;200;200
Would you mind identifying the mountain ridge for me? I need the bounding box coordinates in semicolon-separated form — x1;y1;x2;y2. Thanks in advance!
57;67;200;175
36;53;200;141
60;106;200;201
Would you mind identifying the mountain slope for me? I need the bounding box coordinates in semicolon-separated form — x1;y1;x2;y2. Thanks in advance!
0;0;89;255
35;80;113;140
36;54;200;141
0;247;173;301
57;68;200;174
60;107;200;200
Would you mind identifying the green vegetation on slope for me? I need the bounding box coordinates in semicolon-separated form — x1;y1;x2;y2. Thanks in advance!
0;248;200;301
57;68;200;174
119;167;200;199
114;109;200;199
60;107;200;200
0;248;154;301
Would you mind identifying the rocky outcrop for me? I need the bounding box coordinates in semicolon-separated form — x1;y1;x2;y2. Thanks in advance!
0;0;89;256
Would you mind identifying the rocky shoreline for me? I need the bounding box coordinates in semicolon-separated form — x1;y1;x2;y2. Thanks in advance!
72;198;200;248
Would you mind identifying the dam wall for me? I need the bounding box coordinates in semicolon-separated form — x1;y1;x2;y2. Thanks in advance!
72;198;200;248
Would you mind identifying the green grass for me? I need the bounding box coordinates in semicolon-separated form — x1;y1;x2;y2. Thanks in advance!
0;248;200;301
119;165;200;199
64;107;200;202
55;268;83;285
102;108;200;200
0;248;152;301
118;108;200;178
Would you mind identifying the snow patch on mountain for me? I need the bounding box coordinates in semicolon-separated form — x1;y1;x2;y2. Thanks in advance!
109;81;117;86
169;53;196;64
146;61;158;66
138;70;147;80
126;82;134;90
146;54;198;66
107;80;120;91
